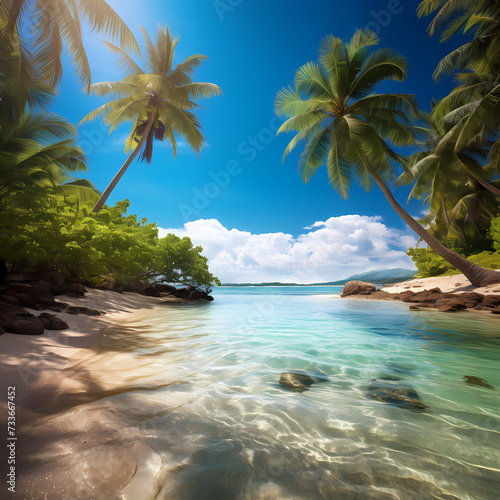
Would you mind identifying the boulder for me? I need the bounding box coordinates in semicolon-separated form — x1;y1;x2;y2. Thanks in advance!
142;286;162;297
0;312;44;335
123;280;149;292
2;291;37;308
482;295;500;308
189;290;204;300
434;297;467;312
463;376;494;389
49;283;71;295
170;287;190;299
66;306;101;316
402;288;447;304
367;377;427;412
457;292;484;308
67;283;86;296
394;291;417;302
36;292;57;308
154;284;177;294
3;272;38;282
0;301;19;313
279;370;330;392
341;281;376;297
38;313;69;330
366;290;393;301
6;281;51;298
0;294;22;306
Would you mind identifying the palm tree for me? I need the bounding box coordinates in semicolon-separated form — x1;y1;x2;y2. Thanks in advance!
0;0;138;92
417;0;500;79
81;24;221;213
398;109;500;210
0;93;99;205
275;29;500;287
418;1;500;170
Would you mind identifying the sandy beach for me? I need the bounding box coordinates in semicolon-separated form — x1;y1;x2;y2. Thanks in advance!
381;272;500;296
0;289;173;499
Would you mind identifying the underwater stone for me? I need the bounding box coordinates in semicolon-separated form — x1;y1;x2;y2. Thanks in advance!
367;377;427;412
279;370;330;392
463;376;494;389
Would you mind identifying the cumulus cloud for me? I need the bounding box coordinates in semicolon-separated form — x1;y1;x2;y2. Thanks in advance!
158;215;417;283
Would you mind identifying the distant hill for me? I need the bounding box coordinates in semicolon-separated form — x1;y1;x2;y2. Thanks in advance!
221;268;416;286
331;268;416;285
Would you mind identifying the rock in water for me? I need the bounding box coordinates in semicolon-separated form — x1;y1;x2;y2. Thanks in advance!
279;370;330;392
463;376;494;389
341;281;376;297
367;377;427;412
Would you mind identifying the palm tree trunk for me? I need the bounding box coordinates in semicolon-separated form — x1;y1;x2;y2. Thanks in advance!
369;170;500;287
462;166;500;196
92;114;155;213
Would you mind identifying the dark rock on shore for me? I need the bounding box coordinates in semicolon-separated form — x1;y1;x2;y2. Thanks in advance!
279;370;330;392
66;306;101;316
367;377;428;412
341;280;500;314
142;286;162;297
463;376;494;389
131;282;214;301
434;297;468;312
38;313;69;330
483;295;500;308
341;281;377;297
0;312;44;335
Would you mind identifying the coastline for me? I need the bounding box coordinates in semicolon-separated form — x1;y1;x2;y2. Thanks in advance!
0;289;165;415
338;272;500;315
0;289;171;499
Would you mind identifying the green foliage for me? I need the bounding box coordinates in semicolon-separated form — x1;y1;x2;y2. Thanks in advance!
0;189;219;289
468;251;500;270
406;247;458;278
491;217;500;252
407;245;500;278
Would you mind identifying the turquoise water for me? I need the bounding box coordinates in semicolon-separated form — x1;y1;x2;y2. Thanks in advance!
17;287;500;499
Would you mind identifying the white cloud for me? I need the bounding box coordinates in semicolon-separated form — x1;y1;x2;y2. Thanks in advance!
158;215;417;283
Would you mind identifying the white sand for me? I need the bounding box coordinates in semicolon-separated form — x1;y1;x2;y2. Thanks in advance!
380;271;500;295
0;289;164;414
0;289;169;499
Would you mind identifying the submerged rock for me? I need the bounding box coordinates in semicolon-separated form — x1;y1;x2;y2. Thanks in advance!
463;376;494;389
367;377;427;412
279;370;330;392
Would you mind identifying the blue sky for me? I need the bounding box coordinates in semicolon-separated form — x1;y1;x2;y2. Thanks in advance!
49;0;460;281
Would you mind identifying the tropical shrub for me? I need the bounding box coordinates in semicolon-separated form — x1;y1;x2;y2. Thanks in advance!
0;189;219;288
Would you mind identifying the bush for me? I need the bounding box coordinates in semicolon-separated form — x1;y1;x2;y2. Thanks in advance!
0;188;220;288
468;251;500;270
406;247;458;278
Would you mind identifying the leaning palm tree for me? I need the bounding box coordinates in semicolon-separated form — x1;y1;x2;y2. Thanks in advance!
0;0;138;92
81;24;221;213
275;29;500;286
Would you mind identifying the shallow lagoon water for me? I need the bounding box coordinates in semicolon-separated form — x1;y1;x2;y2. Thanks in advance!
13;287;500;499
